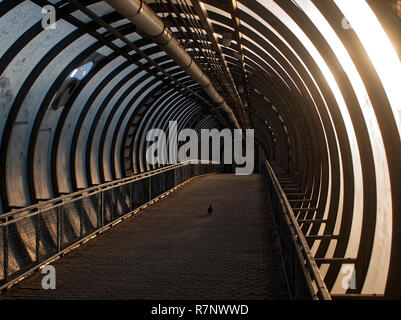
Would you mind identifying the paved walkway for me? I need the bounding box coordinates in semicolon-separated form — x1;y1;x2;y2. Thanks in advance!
1;174;289;300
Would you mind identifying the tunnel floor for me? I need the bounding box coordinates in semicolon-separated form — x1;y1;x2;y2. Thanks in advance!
0;174;289;300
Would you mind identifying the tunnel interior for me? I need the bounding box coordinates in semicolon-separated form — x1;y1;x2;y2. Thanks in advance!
1;0;401;298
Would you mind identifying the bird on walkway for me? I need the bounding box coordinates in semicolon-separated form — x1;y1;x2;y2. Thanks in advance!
208;204;213;215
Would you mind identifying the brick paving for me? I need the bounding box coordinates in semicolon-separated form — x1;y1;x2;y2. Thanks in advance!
0;174;289;300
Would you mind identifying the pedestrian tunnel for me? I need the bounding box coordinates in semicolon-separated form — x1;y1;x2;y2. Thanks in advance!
1;0;401;299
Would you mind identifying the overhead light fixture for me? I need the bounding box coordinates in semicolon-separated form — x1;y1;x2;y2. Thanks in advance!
51;52;105;110
68;61;94;81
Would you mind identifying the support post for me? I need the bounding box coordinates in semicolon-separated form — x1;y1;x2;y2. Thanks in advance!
57;206;62;252
2;218;8;281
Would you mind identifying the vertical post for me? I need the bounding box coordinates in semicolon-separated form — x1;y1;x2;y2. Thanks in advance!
97;192;101;228
111;190;115;222
291;233;296;298
113;189;117;220
100;191;105;227
79;199;83;238
148;177;152;201
35;214;40;262
3;218;8;281
129;183;133;211
57;206;62;252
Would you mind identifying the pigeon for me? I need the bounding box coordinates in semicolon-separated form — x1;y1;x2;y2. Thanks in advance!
208;204;213;215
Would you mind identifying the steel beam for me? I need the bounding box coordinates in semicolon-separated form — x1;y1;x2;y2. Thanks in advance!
190;0;249;128
105;0;242;129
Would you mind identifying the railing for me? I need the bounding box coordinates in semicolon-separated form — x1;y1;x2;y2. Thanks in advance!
0;161;220;290
263;160;331;300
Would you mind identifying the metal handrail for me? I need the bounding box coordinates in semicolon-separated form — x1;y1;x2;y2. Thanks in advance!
1;161;220;290
264;160;331;300
0;161;199;221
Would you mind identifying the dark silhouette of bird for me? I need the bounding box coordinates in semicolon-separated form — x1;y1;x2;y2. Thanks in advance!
208;204;213;215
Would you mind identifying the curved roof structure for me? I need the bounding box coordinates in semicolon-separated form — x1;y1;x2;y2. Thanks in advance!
1;0;401;298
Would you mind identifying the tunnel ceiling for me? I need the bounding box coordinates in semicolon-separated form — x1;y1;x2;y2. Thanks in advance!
1;0;401;298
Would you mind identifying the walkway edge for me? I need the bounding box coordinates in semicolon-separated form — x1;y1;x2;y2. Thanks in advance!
0;173;217;293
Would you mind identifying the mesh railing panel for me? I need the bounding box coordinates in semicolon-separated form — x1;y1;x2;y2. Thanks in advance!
0;226;3;281
37;208;58;261
132;178;150;209
103;189;115;225
62;201;82;248
0;162;219;287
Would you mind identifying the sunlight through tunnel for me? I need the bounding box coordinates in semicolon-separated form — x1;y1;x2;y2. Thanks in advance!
1;0;401;298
